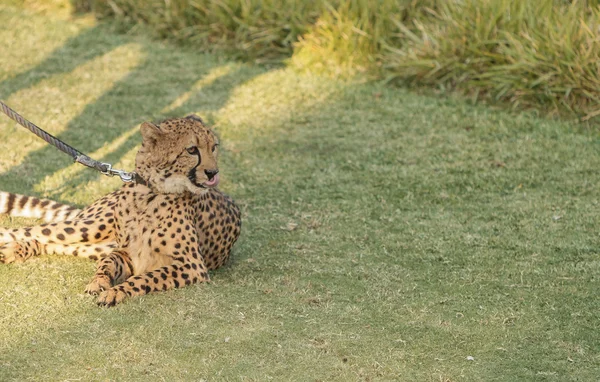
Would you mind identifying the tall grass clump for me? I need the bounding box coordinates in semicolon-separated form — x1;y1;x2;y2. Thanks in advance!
75;0;324;62
62;0;600;118
289;0;437;77
382;0;600;118
72;0;436;64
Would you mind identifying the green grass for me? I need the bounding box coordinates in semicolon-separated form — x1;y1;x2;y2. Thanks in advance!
1;4;600;381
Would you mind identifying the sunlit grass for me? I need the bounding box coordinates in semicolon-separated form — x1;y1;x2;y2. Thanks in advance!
1;4;600;381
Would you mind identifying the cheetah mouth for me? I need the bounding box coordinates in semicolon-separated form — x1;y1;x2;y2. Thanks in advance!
202;173;220;188
189;172;220;189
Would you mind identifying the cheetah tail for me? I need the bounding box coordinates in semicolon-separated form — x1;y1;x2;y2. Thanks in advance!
0;192;82;223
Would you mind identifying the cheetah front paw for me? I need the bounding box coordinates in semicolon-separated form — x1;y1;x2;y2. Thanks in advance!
84;276;111;295
0;242;24;263
97;288;128;307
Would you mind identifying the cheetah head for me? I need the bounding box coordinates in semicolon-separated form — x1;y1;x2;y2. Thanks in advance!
135;115;220;194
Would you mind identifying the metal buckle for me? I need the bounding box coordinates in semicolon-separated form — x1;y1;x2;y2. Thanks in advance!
100;162;136;183
115;170;135;183
100;163;113;176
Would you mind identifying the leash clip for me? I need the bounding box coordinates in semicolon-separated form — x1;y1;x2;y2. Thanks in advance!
101;163;136;183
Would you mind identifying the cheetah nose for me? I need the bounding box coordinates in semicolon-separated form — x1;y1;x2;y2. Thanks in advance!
205;169;219;181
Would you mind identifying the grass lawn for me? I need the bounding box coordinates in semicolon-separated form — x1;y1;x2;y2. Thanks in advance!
1;4;600;381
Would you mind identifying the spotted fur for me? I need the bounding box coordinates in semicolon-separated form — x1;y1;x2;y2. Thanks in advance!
0;115;241;306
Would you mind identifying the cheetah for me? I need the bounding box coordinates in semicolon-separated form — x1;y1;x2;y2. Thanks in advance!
0;115;241;306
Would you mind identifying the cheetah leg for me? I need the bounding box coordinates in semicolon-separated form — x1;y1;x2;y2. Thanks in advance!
0;240;44;263
97;259;210;307
0;219;115;245
0;240;115;264
85;250;134;296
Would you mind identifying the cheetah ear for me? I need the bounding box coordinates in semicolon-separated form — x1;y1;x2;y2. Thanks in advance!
140;122;163;146
185;114;204;125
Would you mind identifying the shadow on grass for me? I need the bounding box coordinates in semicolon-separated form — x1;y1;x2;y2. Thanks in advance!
0;24;122;100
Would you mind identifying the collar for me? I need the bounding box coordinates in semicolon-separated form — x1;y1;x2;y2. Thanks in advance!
133;172;150;187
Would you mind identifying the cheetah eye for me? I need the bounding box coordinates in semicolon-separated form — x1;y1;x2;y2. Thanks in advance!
186;146;199;155
212;143;219;152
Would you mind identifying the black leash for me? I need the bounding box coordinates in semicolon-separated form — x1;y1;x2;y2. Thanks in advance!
0;100;146;185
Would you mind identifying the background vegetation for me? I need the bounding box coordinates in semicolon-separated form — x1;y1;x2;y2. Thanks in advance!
61;0;600;120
